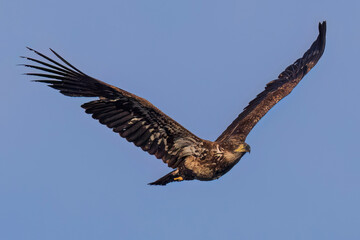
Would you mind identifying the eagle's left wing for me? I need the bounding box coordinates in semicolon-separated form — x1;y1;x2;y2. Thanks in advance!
216;21;326;143
23;48;207;169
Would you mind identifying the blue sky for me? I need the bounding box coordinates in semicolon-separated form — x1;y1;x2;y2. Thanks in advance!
1;0;360;239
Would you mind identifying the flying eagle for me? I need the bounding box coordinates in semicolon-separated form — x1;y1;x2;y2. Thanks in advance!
23;22;326;185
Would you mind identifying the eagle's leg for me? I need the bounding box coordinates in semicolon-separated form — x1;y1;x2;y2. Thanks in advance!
148;169;183;186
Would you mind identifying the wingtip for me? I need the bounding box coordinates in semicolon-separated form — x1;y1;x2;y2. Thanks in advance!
22;73;37;76
49;48;60;57
26;47;56;57
319;21;326;49
48;48;60;58
319;21;327;34
26;47;42;56
26;46;35;52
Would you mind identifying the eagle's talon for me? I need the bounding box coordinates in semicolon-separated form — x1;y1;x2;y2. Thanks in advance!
174;177;183;181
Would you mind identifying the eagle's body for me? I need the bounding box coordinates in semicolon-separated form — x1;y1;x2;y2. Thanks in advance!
155;139;249;185
24;22;326;185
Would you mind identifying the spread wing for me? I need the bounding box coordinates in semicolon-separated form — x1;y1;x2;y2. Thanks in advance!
23;48;207;169
216;21;326;143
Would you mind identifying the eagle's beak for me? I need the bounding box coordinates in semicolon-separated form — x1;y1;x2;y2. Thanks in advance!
235;143;251;153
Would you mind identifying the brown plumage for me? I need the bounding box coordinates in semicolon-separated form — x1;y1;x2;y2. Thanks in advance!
23;22;326;185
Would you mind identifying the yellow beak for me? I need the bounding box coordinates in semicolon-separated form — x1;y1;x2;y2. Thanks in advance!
234;143;251;153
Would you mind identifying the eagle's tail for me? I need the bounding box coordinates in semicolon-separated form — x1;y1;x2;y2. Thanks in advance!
148;170;183;186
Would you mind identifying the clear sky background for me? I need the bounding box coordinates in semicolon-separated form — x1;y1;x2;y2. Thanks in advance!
1;0;359;239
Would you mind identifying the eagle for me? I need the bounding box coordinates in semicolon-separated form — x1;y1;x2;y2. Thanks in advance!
23;22;326;185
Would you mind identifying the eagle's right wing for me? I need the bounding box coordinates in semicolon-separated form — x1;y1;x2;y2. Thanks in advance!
216;21;326;143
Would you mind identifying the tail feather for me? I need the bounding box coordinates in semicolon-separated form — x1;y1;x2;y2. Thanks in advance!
148;170;180;186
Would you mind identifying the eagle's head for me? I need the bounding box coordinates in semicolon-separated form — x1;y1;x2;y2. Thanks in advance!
221;141;251;165
222;136;251;154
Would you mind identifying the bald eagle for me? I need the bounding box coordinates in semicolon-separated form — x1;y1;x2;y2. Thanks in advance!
23;22;326;185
